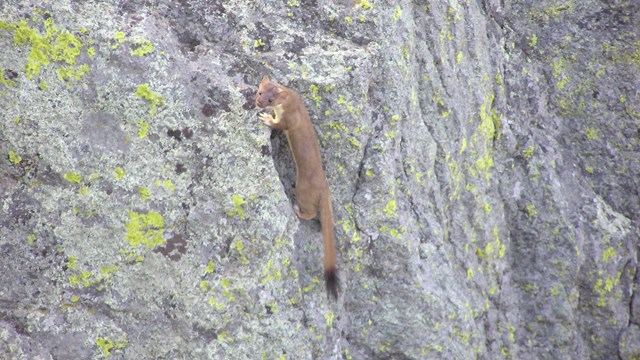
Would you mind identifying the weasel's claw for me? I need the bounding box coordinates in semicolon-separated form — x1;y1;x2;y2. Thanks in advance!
259;113;274;126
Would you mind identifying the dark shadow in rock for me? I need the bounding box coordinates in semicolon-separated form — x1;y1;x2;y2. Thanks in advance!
154;233;188;261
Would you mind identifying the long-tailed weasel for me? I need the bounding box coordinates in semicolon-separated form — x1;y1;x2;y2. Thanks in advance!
255;76;339;300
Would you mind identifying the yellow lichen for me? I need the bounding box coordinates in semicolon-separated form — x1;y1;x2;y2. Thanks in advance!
135;84;164;116
64;172;82;183
125;211;165;248
113;167;125;180
130;38;153;57
228;194;246;220
8;150;22;164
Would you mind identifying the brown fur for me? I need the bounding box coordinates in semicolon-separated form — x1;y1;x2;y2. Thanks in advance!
255;76;339;300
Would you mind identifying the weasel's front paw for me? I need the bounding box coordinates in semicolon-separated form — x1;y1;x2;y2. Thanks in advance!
259;113;275;127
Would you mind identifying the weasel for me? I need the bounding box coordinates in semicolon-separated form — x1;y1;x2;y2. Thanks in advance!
255;75;339;300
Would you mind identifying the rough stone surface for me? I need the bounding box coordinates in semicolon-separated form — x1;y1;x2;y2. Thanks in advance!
1;1;638;359
619;323;640;360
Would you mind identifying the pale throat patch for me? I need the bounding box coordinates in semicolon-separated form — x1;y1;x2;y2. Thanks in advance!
271;104;284;124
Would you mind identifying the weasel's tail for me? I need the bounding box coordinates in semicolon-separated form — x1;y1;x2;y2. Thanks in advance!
320;193;339;300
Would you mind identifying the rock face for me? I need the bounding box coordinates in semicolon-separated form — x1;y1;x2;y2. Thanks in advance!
1;1;638;359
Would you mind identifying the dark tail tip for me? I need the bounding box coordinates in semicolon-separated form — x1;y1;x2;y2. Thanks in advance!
324;268;340;301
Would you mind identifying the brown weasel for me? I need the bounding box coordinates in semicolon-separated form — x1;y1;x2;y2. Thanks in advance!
255;75;339;300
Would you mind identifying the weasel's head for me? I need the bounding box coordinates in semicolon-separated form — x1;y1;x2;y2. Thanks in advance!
256;75;285;108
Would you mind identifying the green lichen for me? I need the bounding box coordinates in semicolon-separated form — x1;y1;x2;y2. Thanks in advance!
67;256;78;270
440;27;454;42
345;16;353;24
8;150;22;164
96;337;114;356
478;94;500;141
459;138;467;154
508;325;516;343
308;84;322;108
125;210;165;248
112;31;126;49
525;204;538;218
96;337;126;357
101;265;118;277
155;179;175;191
138;119;149;138
601;247;616;262
130;38;153;57
522;145;535;159
205;261;215;274
324;122;348;132
551;57;569;89
63;172;82;183
585;127;600;141
69;271;93;287
357;0;373;10
253;38;265;48
384;199;397;217
475;152;494;177
234;239;249;265
228;194;246;220
135;84;164;116
0;20;14;30
261;258;283;283
594;272;621;296
379;225;404;239
544;4;574;19
139;187;150;200
325;311;335;327
550;284;562;296
529;34;538;48
113;167;125;180
14;21;49;79
556;76;569;90
469;93;501;179
51;31;81;63
57;63;89;82
483;202;492;214
392;5;402;20
494;227;505;258
347;137;362;149
8;18;86;80
199;280;209;291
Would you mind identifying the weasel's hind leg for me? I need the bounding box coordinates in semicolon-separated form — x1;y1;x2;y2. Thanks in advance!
294;203;317;220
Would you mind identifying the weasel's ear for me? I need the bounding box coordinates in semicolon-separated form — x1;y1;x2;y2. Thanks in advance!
276;89;289;99
261;75;270;84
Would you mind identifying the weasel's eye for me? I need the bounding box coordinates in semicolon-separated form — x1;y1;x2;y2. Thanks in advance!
259;92;262;95
268;99;273;103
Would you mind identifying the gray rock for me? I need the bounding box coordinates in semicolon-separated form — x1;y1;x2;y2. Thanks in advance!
0;0;638;359
619;325;640;360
